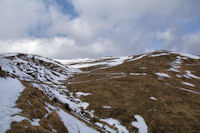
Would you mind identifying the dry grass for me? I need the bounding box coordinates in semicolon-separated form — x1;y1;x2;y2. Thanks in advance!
7;119;50;133
6;81;68;133
66;53;200;132
2;52;200;132
0;66;8;77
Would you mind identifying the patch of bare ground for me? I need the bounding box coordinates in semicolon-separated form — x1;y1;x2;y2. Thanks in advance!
0;66;8;77
66;53;200;132
6;81;68;133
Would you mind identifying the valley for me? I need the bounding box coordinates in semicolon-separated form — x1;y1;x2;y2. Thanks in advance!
0;51;200;133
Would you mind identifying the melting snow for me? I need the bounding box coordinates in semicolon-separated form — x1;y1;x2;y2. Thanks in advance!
129;73;146;76
102;106;112;109
107;56;130;66
129;54;147;61
33;83;90;113
168;67;180;73
173;52;200;60
30;119;40;126
95;122;103;128
169;56;183;74
79;102;89;109
184;70;200;79
100;118;128;133
182;82;195;87
76;92;92;97
67;56;131;69
155;72;171;78
148;109;157;112
55;58;97;65
149;97;157;100
179;88;199;94
174;56;182;64
140;67;147;69
0;54;75;84
57;109;99;133
131;115;148;133
176;74;182;78
150;53;169;57
70;62;106;69
0;78;25;133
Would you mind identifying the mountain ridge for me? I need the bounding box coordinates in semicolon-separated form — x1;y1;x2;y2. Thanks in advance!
0;51;200;133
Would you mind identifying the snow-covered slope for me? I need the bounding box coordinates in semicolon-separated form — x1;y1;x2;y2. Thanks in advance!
0;77;25;133
0;53;80;84
56;56;132;70
56;51;200;71
0;53;99;133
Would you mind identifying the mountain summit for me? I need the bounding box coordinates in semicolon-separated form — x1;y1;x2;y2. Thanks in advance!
0;51;199;133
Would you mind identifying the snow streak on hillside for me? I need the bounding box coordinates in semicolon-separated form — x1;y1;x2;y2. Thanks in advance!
0;78;25;133
0;51;199;133
56;56;132;69
57;51;200;70
0;53;79;84
0;53;98;133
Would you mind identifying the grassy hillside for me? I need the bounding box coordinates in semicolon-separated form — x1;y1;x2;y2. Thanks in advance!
65;51;200;132
0;51;200;133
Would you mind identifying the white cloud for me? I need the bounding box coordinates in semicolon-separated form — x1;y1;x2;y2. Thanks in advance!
156;29;200;55
182;31;200;55
0;37;118;59
0;0;199;58
0;0;48;39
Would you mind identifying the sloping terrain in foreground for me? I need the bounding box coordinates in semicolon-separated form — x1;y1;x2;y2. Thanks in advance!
0;51;200;133
60;51;200;133
0;53;98;133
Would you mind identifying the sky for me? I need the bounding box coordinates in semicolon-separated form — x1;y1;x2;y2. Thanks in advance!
0;0;200;59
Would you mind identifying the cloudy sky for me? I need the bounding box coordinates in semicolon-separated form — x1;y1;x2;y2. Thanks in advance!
0;0;200;59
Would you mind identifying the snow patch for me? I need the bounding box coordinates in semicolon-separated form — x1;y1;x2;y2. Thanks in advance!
107;56;130;66
68;56;131;69
149;97;157;100
95;122;104;128
0;78;25;133
184;70;200;79
179;88;199;94
76;92;92;97
0;54;75;84
155;72;171;78
100;118;128;133
173;52;200;60
33;83;90;113
129;73;146;76
176;74;182;78
55;58;97;65
150;53;169;57
57;109;99;133
30;119;40;126
102;106;112;109
168;67;180;73
79;102;89;109
182;82;195;87
131;115;148;133
129;54;147;61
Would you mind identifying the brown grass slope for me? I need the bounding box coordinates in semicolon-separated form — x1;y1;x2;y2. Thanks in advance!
6;81;68;133
1;51;200;133
66;51;200;133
